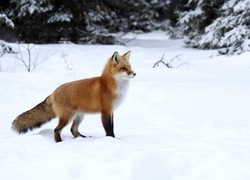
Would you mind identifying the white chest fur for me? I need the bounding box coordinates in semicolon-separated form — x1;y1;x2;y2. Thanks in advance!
113;78;130;111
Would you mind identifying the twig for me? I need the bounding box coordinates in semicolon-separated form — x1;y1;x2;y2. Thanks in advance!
60;51;76;77
153;54;169;68
124;35;138;43
14;43;58;72
153;54;182;68
168;54;182;66
118;32;138;44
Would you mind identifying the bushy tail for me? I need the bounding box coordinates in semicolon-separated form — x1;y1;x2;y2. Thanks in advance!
12;96;56;134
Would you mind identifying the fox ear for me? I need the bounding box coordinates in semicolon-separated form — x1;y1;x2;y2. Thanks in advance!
124;51;131;60
112;51;120;64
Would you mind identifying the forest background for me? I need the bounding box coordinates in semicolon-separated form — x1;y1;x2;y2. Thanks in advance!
0;0;250;55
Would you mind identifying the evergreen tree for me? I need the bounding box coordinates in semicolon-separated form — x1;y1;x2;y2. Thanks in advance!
177;0;250;55
201;0;250;55
177;0;224;47
0;13;14;28
4;0;176;44
7;0;55;43
0;13;15;57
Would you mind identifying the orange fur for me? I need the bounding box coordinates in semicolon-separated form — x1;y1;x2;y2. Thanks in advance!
12;51;136;142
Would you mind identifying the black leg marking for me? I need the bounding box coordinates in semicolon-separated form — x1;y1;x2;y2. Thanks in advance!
54;119;68;143
54;128;62;143
101;112;115;138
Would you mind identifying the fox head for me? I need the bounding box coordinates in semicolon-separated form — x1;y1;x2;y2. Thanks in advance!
110;51;136;80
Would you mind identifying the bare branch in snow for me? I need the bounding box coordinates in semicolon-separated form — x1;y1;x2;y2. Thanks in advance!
153;54;184;68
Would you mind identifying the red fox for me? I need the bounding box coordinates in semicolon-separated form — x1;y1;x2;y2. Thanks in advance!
12;51;136;142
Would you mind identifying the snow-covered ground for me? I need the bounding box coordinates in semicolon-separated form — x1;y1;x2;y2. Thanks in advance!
1;32;250;180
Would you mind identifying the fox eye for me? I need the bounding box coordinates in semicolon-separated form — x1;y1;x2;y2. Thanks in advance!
120;67;126;71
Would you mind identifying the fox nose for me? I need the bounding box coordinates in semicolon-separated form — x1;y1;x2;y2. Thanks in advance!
133;72;136;76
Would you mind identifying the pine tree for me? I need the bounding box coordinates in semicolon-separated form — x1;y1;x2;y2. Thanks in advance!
7;0;54;43
0;13;14;28
201;0;250;55
2;0;184;44
177;0;250;55
0;13;15;57
177;0;224;48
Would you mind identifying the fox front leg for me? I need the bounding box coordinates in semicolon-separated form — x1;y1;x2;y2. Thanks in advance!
101;112;115;138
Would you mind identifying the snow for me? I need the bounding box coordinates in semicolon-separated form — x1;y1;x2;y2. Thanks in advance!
1;32;250;179
0;13;14;28
18;0;53;17
47;12;73;23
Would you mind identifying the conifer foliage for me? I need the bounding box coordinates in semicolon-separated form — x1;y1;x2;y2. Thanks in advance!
177;0;250;55
0;13;15;57
1;0;250;55
3;0;173;44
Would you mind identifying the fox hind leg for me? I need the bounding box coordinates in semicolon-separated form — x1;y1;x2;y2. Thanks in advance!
70;113;86;138
54;117;69;143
